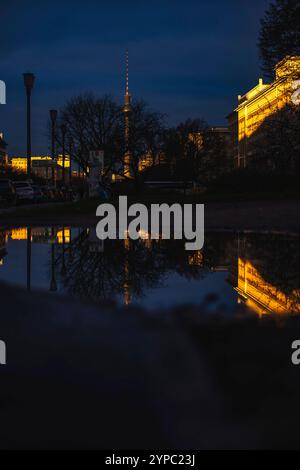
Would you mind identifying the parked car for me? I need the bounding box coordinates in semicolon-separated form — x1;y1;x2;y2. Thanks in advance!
13;181;34;203
0;179;16;205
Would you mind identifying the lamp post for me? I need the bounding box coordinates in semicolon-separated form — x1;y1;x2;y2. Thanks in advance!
26;227;32;291
23;73;35;180
49;109;57;187
60;124;67;187
60;227;67;277
50;227;57;292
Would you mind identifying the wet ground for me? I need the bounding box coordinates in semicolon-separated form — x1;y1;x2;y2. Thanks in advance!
0;201;299;449
1;282;300;449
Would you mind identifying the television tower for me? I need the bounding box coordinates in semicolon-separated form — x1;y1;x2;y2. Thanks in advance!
123;50;132;178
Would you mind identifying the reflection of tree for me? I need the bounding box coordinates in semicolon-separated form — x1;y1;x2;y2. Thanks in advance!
0;230;8;263
55;232;209;303
53;229;300;312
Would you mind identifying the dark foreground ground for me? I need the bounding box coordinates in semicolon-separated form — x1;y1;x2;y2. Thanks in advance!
1;282;300;450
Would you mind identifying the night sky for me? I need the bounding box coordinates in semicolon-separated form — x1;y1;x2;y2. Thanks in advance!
0;0;269;155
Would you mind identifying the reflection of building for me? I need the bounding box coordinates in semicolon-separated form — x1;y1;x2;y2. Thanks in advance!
10;227;70;244
10;227;29;240
9;155;70;181
228;56;300;168
236;258;300;315
56;229;71;244
228;235;300;315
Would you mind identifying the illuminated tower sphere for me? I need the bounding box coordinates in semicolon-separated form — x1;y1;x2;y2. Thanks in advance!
123;50;132;178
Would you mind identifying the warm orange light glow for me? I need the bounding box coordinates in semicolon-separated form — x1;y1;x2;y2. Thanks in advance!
231;56;300;167
56;228;71;244
188;250;203;266
10;155;70;181
237;257;300;315
11;228;28;240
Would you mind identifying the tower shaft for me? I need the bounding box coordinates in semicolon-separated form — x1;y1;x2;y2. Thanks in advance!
123;50;132;178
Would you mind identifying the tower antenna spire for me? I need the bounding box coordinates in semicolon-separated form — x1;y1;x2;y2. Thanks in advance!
125;49;129;96
123;49;131;178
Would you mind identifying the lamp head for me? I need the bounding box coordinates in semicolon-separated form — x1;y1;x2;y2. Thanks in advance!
23;72;35;93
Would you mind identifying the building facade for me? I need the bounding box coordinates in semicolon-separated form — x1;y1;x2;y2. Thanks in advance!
228;56;300;168
9;155;70;181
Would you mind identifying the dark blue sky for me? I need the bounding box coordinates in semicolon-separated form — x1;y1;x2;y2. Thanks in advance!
0;0;269;155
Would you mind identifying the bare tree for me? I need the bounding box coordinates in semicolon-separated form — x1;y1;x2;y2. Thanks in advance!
163;118;208;183
199;129;233;183
59;93;123;176
58;95;165;188
258;0;300;80
250;104;300;174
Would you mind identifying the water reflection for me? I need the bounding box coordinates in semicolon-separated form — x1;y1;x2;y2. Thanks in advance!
229;234;300;315
0;227;299;314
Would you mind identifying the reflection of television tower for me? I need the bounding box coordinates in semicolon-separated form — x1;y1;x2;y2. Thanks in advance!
123;238;131;306
123;50;132;178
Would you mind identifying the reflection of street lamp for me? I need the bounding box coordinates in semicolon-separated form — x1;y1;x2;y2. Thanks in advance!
61;124;67;186
68;228;74;261
26;227;32;291
23;72;35;179
61;228;67;276
50;109;57;187
50;227;57;292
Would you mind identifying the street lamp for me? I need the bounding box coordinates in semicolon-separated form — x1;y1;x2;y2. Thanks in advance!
23;72;35;179
60;123;67;186
49;109;57;187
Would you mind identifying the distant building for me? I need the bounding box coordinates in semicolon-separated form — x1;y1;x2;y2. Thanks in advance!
9;155;70;181
228;56;300;168
0;133;8;166
203;126;232;151
138;151;166;172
